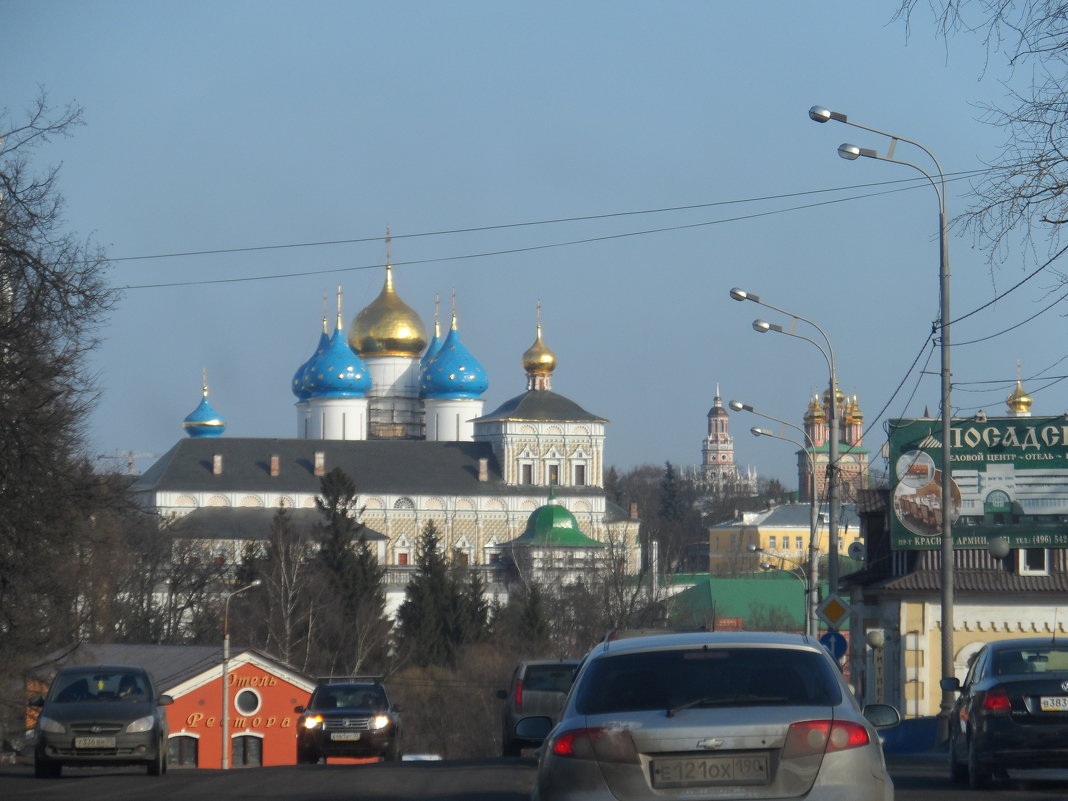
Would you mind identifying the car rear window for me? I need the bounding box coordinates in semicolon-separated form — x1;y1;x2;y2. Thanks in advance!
574;647;842;714
523;665;575;693
993;645;1068;676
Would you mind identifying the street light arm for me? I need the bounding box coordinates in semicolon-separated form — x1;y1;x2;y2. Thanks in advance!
752;320;834;384
731;399;813;447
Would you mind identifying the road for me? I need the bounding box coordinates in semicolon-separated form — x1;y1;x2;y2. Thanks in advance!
2;753;1068;800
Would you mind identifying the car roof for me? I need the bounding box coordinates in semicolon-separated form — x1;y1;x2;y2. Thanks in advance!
56;664;150;675
588;631;822;657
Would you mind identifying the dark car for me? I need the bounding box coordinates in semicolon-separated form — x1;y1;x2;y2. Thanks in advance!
942;637;1068;788
30;664;172;778
295;678;401;763
497;659;579;757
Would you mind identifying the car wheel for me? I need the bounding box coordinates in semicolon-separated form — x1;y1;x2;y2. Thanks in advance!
948;731;967;784
147;741;166;776
34;755;61;779
383;738;400;761
297;744;319;764
967;740;993;789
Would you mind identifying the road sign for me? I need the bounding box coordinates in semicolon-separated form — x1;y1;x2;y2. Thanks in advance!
820;631;847;661
816;594;850;629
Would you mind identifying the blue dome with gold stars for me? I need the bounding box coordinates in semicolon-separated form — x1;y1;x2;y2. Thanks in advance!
419;316;488;400
303;320;372;398
292;317;329;401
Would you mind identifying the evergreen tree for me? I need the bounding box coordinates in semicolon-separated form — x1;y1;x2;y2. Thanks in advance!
396;521;467;667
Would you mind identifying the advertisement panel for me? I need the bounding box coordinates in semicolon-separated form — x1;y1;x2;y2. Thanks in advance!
888;416;1068;550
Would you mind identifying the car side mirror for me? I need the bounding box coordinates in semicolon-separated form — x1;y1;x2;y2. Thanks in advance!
294;705;305;713
28;694;44;708
158;694;174;706
862;704;901;729
514;715;553;743
392;704;401;713
939;677;962;692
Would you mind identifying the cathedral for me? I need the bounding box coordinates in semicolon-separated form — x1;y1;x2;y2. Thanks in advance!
132;263;640;582
799;383;870;503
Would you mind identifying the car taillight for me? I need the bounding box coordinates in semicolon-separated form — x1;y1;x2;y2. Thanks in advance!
550;727;640;764
782;720;870;759
514;679;523;713
983;686;1012;712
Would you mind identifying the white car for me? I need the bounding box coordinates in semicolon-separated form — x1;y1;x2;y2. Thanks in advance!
520;631;899;801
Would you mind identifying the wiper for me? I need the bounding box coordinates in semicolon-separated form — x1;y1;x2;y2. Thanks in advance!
667;694;789;717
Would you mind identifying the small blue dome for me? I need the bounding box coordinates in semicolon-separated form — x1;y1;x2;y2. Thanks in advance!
420;320;488;400
303;323;372;398
184;389;226;438
292;319;329;401
421;318;444;371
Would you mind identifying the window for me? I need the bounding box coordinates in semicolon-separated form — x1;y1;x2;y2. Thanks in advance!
167;735;198;768
521;464;533;484
235;689;261;715
795;536;803;551
1019;548;1050;576
548;464;560;485
575;464;587;486
768;536;776;549
398;552;409;566
231;735;262;767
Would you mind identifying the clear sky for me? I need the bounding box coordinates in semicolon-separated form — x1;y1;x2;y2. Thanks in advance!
3;1;1057;486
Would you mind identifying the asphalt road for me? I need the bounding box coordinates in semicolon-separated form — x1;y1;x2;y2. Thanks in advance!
3;753;1068;800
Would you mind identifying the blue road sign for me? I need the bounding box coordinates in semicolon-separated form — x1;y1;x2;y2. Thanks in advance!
820;631;847;661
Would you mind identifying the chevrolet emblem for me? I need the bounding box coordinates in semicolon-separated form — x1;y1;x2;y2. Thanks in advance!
697;738;725;749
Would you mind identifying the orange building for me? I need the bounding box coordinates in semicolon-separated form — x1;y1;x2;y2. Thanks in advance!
29;643;315;769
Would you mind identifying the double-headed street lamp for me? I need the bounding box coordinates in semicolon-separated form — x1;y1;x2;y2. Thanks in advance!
729;288;841;601
745;421;820;637
221;578;262;770
809;104;955;731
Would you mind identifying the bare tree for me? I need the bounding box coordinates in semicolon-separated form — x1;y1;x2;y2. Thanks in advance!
897;2;1068;267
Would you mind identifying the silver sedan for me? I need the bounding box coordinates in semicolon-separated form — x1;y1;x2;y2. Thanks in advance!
521;631;899;801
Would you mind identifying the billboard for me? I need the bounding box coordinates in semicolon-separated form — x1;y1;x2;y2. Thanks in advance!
888;416;1068;550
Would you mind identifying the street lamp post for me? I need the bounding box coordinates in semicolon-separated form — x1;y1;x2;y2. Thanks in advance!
221;578;262;770
809;105;954;732
746;422;820;637
747;542;813;635
729;289;841;604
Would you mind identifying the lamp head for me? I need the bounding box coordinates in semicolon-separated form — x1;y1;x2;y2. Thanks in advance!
750;426;767;437
759;561;774;571
838;143;862;160
729;287;755;302
746;543;760;553
808;106;847;124
752;319;772;334
728;400;750;412
251;578;263;588
989;536;1011;560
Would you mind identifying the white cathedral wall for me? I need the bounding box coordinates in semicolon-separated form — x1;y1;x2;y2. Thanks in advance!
307;397;369;440
365;355;421;399
425;398;484;442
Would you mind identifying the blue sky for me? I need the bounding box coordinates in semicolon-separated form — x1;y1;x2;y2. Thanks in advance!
3;1;1057;486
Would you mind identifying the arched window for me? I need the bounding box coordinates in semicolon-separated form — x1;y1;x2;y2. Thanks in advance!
231;734;263;767
167;734;198;767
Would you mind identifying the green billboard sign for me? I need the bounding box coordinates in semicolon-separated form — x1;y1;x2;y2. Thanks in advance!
888;416;1068;550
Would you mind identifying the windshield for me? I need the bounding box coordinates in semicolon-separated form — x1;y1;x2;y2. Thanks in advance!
311;685;387;710
575;647;842;715
49;670;148;703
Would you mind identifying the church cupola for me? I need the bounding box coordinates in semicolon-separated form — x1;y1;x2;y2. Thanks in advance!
422;306;487;442
183;371;226;438
522;305;557;391
1006;362;1033;417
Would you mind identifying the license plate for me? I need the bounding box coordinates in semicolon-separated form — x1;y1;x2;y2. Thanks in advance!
651;754;769;788
74;736;116;749
1040;696;1068;711
330;732;361;741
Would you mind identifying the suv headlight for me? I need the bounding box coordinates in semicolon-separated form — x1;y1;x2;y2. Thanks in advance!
302;714;323;730
370;714;392;731
37;716;65;734
126;714;156;733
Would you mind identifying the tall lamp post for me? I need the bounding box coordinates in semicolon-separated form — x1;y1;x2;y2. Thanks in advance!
221;578;262;769
748;542;814;635
746;422;820;637
729;288;841;604
809;105;954;732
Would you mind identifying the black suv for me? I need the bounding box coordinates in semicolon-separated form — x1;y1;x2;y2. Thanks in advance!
30;664;172;778
295;678;401;763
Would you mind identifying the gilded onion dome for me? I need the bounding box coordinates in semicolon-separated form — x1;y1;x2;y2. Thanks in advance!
804;394;825;423
822;381;846;412
349;265;428;357
845;394;864;423
420;313;488;400
1006;378;1033;414
184;374;226;438
523;323;557;376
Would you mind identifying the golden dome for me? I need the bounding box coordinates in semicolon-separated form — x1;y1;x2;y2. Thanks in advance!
523;323;557;376
1006;378;1033;414
348;265;428;357
845;394;864;423
822;380;846;412
804;394;825;422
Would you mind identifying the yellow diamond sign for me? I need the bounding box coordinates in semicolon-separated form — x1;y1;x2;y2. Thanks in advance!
817;595;850;629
